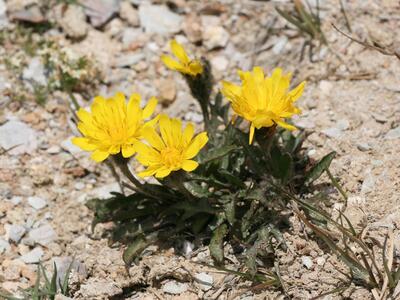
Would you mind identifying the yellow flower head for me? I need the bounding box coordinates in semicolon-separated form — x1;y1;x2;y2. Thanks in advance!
222;67;305;144
135;114;208;178
161;40;203;76
72;92;158;162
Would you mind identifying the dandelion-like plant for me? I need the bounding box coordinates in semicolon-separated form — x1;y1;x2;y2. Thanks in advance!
72;92;158;162
222;67;305;144
136;114;208;178
161;40;203;77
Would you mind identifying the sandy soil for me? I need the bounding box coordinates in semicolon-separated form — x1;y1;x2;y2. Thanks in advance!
0;0;400;299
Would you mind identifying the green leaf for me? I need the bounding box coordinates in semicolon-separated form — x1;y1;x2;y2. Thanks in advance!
224;197;236;226
305;151;336;185
209;223;228;265
218;169;246;188
123;232;158;265
198;145;239;164
270;147;293;183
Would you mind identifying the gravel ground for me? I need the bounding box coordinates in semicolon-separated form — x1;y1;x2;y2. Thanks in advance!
1;0;400;299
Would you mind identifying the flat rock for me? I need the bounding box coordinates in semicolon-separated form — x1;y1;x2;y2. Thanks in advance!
78;279;122;298
83;0;120;28
23;57;47;86
0;119;39;155
0;0;8;28
385;126;400;139
139;4;182;34
114;52;144;68
203;25;229;50
119;1;139;27
20;247;44;264
58;4;88;39
86;182;121;200
5;224;26;243
9;4;45;24
27;196;47;210
26;224;57;246
194;272;213;291
162;280;188;294
61;137;82;154
0;238;11;253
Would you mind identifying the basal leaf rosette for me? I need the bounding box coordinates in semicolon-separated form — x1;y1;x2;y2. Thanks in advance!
161;40;203;77
135;114;208;178
222;67;306;144
72;92;158;162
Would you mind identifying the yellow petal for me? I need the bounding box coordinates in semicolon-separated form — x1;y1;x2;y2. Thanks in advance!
182;123;194;146
189;60;203;75
91;150;109;162
159;114;173;147
76;108;92;124
155;167;172;178
122;144;136;158
161;55;184;71
72;137;97;151
249;124;255;145
142;126;165;151
275;119;297;131
170;40;190;64
171;118;182;146
252;66;264;82
142;97;158;119
184;132;208;159
135;142;161;165
182;160;199;172
288;81;306;102
138;165;161;178
221;81;242;100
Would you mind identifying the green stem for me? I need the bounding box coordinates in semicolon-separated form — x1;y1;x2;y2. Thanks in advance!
168;171;196;202
326;169;348;204
106;159;125;195
69;91;80;111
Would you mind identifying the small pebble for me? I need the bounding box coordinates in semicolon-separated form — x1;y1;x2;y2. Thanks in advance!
301;256;313;269
194;272;213;291
27;196;47;210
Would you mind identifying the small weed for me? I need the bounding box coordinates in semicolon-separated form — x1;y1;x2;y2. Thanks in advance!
0;261;73;300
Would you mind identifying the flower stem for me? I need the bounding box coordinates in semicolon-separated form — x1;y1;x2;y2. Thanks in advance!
326;169;348;205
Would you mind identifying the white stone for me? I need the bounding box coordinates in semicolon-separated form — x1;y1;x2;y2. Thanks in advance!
385;127;400;140
203;25;229;50
162;281;188;294
194;272;213;291
0;120;38;155
86;182;121;200
316;257;325;266
20;247;44;263
5;224;26;243
61;137;82;154
119;1;139;27
84;0;119;28
361;173;375;194
0;0;8;29
139;4;182;34
114;52;145;68
211;55;229;72
23;57;47;86
27;196;47;210
272;36;288;54
301;256;313;269
0;238;11;253
27;224;57;246
58;4;88;39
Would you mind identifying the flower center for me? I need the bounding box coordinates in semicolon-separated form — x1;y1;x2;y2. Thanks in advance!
160;147;183;168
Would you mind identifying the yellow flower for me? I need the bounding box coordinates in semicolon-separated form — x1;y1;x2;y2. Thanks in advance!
135;114;208;178
161;40;203;76
72;92;158;162
222;67;305;144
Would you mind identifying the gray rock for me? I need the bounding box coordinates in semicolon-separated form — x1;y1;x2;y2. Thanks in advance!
316;257;325;266
139;4;182;34
114;52;145;68
27;196;47;210
211;55;229;72
336;119;349;131
272;36;288;54
357;142;372;152
0;238;11;253
86;182;121;200
9;5;45;24
194;272;213;291
61;137;82;154
23;57;47;86
0;0;8;29
203;25;229;50
361;173;375;194
162;281;188;295
5;224;26;243
58;4;88;39
322;127;342;138
79;279;122;298
20;247;44;263
47;145;61;154
119;1;139;27
84;0;120;28
52;257;87;286
0;119;38;155
385;127;400;140
121;27;142;47
27;224;57;246
301;256;313;269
